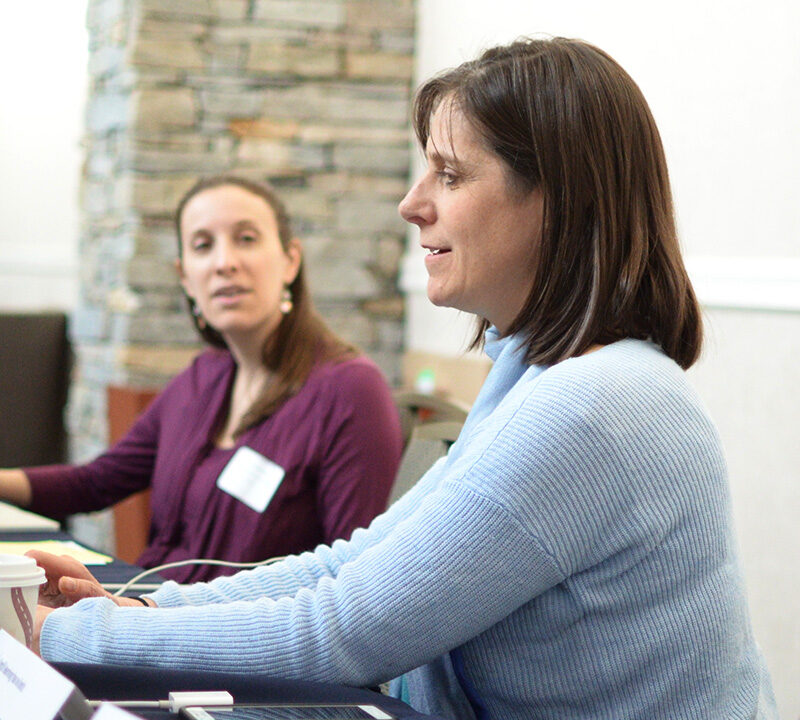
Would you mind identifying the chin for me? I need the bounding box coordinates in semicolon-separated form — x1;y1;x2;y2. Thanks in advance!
426;283;451;309
428;292;466;313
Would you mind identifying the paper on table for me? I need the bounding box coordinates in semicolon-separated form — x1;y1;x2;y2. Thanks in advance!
0;540;112;565
0;501;60;530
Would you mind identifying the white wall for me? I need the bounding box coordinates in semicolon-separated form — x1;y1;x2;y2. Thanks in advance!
0;1;87;311
404;2;800;716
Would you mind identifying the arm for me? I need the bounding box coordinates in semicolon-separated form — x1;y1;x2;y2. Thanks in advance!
40;473;559;686
9;353;221;520
0;468;32;506
314;359;403;543
23;396;163;519
37;374;570;684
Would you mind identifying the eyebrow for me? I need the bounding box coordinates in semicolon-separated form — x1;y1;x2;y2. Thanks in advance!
425;147;447;164
425;141;459;168
232;219;260;232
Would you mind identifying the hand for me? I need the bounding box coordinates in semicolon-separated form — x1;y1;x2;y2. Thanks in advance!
26;550;115;608
25;550;157;609
32;605;55;656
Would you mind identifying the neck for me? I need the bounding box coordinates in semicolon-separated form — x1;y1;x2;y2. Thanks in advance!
223;318;278;373
228;341;270;407
217;343;270;448
227;340;266;377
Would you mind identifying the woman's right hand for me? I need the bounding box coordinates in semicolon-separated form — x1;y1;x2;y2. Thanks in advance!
25;550;149;608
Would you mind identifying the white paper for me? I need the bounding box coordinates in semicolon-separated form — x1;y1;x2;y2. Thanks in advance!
0;629;76;720
0;502;59;531
216;446;285;512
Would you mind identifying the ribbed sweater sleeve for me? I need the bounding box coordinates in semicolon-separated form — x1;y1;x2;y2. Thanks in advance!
41;459;561;685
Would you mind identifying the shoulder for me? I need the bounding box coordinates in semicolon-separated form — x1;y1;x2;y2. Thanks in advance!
534;339;695;422
292;355;398;433
453;340;723;551
308;355;394;399
469;338;713;470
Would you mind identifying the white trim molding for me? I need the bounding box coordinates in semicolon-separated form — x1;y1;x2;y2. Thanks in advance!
402;250;800;313
0;260;78;311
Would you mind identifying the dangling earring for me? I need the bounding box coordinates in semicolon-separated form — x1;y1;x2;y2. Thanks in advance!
279;286;293;315
192;301;207;330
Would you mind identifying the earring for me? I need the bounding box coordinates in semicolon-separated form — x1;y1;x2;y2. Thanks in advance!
191;301;207;330
279;286;293;315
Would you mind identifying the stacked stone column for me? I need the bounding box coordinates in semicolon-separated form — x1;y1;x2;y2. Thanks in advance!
70;0;414;546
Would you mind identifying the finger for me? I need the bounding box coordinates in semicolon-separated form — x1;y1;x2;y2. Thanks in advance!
58;576;110;604
26;550;98;583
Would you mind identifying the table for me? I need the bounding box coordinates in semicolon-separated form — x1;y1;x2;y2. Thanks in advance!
1;517;447;720
54;664;444;720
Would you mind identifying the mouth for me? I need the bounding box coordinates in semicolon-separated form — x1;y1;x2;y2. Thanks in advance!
212;286;250;298
423;245;451;256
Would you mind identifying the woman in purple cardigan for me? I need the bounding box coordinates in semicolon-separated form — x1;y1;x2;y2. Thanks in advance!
0;176;403;582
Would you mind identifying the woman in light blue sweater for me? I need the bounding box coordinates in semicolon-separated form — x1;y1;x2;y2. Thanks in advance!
33;37;776;719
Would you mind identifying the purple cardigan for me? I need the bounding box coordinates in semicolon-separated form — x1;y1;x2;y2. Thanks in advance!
26;350;403;582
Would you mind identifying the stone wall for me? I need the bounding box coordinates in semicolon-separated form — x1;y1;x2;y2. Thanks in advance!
71;0;415;466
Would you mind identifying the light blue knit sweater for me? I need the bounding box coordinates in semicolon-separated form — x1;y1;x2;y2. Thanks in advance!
41;331;777;719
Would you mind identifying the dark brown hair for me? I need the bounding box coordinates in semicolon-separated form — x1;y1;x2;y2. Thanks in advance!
176;175;356;435
413;37;702;369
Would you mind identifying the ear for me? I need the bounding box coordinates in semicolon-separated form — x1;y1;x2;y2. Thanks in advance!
283;238;303;285
174;258;192;298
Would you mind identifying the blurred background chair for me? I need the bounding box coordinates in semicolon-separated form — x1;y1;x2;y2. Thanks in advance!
393;389;469;449
390;391;468;505
0;312;71;467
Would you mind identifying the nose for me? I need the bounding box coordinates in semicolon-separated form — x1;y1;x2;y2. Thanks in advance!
398;175;434;227
213;238;239;274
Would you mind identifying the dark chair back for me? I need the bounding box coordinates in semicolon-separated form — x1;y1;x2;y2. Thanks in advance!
0;312;71;467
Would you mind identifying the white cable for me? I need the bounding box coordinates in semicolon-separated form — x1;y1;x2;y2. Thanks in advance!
87;691;234;713
110;555;286;596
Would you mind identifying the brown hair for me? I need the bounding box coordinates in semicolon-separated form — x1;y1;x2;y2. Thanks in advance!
412;37;702;369
176;175;356;435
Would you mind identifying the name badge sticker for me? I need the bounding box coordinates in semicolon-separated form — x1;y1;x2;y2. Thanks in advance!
216;447;285;512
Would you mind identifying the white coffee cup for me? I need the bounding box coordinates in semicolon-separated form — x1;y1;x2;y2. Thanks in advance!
0;554;46;648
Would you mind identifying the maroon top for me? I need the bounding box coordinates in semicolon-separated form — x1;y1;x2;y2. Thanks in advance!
26;350;403;582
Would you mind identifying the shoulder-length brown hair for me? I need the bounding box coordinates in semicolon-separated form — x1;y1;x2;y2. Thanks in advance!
412;37;702;369
176;175;356;435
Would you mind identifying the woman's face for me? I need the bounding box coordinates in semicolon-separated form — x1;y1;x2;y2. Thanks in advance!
399;100;543;333
177;184;301;349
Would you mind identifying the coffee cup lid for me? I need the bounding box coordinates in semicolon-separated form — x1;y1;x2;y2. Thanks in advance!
0;554;47;588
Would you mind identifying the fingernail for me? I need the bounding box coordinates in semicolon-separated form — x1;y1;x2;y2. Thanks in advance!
63;578;77;591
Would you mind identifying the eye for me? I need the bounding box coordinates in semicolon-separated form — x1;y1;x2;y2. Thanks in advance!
238;231;259;244
190;234;212;252
436;170;460;188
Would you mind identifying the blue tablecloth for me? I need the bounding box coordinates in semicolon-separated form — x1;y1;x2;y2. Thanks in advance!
53;663;447;720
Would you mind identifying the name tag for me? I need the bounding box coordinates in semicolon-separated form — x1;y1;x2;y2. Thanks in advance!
0;629;82;720
216;446;285;512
